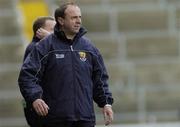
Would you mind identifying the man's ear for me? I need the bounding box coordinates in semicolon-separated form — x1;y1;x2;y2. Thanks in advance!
57;17;64;26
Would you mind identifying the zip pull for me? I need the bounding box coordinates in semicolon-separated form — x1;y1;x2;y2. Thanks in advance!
70;45;74;51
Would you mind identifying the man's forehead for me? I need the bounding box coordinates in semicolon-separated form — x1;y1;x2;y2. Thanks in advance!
65;5;81;14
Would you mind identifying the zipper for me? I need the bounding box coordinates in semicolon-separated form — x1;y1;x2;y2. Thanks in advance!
70;45;78;117
70;45;74;51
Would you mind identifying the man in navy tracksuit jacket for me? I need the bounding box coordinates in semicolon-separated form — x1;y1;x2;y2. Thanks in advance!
18;2;113;127
22;16;55;127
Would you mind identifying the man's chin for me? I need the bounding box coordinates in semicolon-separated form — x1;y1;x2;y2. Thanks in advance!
73;30;80;34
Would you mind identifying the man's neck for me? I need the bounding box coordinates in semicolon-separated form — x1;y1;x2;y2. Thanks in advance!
65;34;75;40
60;27;76;40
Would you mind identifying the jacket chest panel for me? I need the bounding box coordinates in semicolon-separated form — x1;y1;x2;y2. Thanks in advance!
45;50;92;72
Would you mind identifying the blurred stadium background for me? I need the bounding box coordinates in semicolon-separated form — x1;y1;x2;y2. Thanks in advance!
1;0;180;126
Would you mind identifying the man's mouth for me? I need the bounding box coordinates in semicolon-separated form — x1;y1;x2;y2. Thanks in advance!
75;26;80;28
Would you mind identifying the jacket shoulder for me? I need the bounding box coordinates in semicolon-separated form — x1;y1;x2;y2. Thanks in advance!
81;36;100;55
23;42;36;60
35;34;54;55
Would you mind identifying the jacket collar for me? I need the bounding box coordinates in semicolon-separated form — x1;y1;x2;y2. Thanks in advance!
32;36;41;43
54;24;87;43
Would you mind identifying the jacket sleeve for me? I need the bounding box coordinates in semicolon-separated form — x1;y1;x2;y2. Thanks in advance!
92;48;114;108
18;45;46;104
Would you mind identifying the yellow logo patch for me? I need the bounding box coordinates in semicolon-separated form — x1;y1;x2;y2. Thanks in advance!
79;52;86;61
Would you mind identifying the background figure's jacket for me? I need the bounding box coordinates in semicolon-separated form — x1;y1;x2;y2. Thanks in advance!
22;36;42;127
18;24;113;125
23;36;40;61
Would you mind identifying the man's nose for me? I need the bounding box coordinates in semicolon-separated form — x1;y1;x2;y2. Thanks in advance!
76;17;81;24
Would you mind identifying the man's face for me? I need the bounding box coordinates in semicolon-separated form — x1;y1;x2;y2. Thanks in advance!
43;19;56;33
59;5;82;35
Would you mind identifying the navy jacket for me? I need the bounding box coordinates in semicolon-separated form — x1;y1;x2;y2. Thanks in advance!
23;36;40;61
18;24;113;124
22;36;42;127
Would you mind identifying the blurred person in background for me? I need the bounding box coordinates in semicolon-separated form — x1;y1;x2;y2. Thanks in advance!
23;16;56;60
18;2;113;127
22;16;56;127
